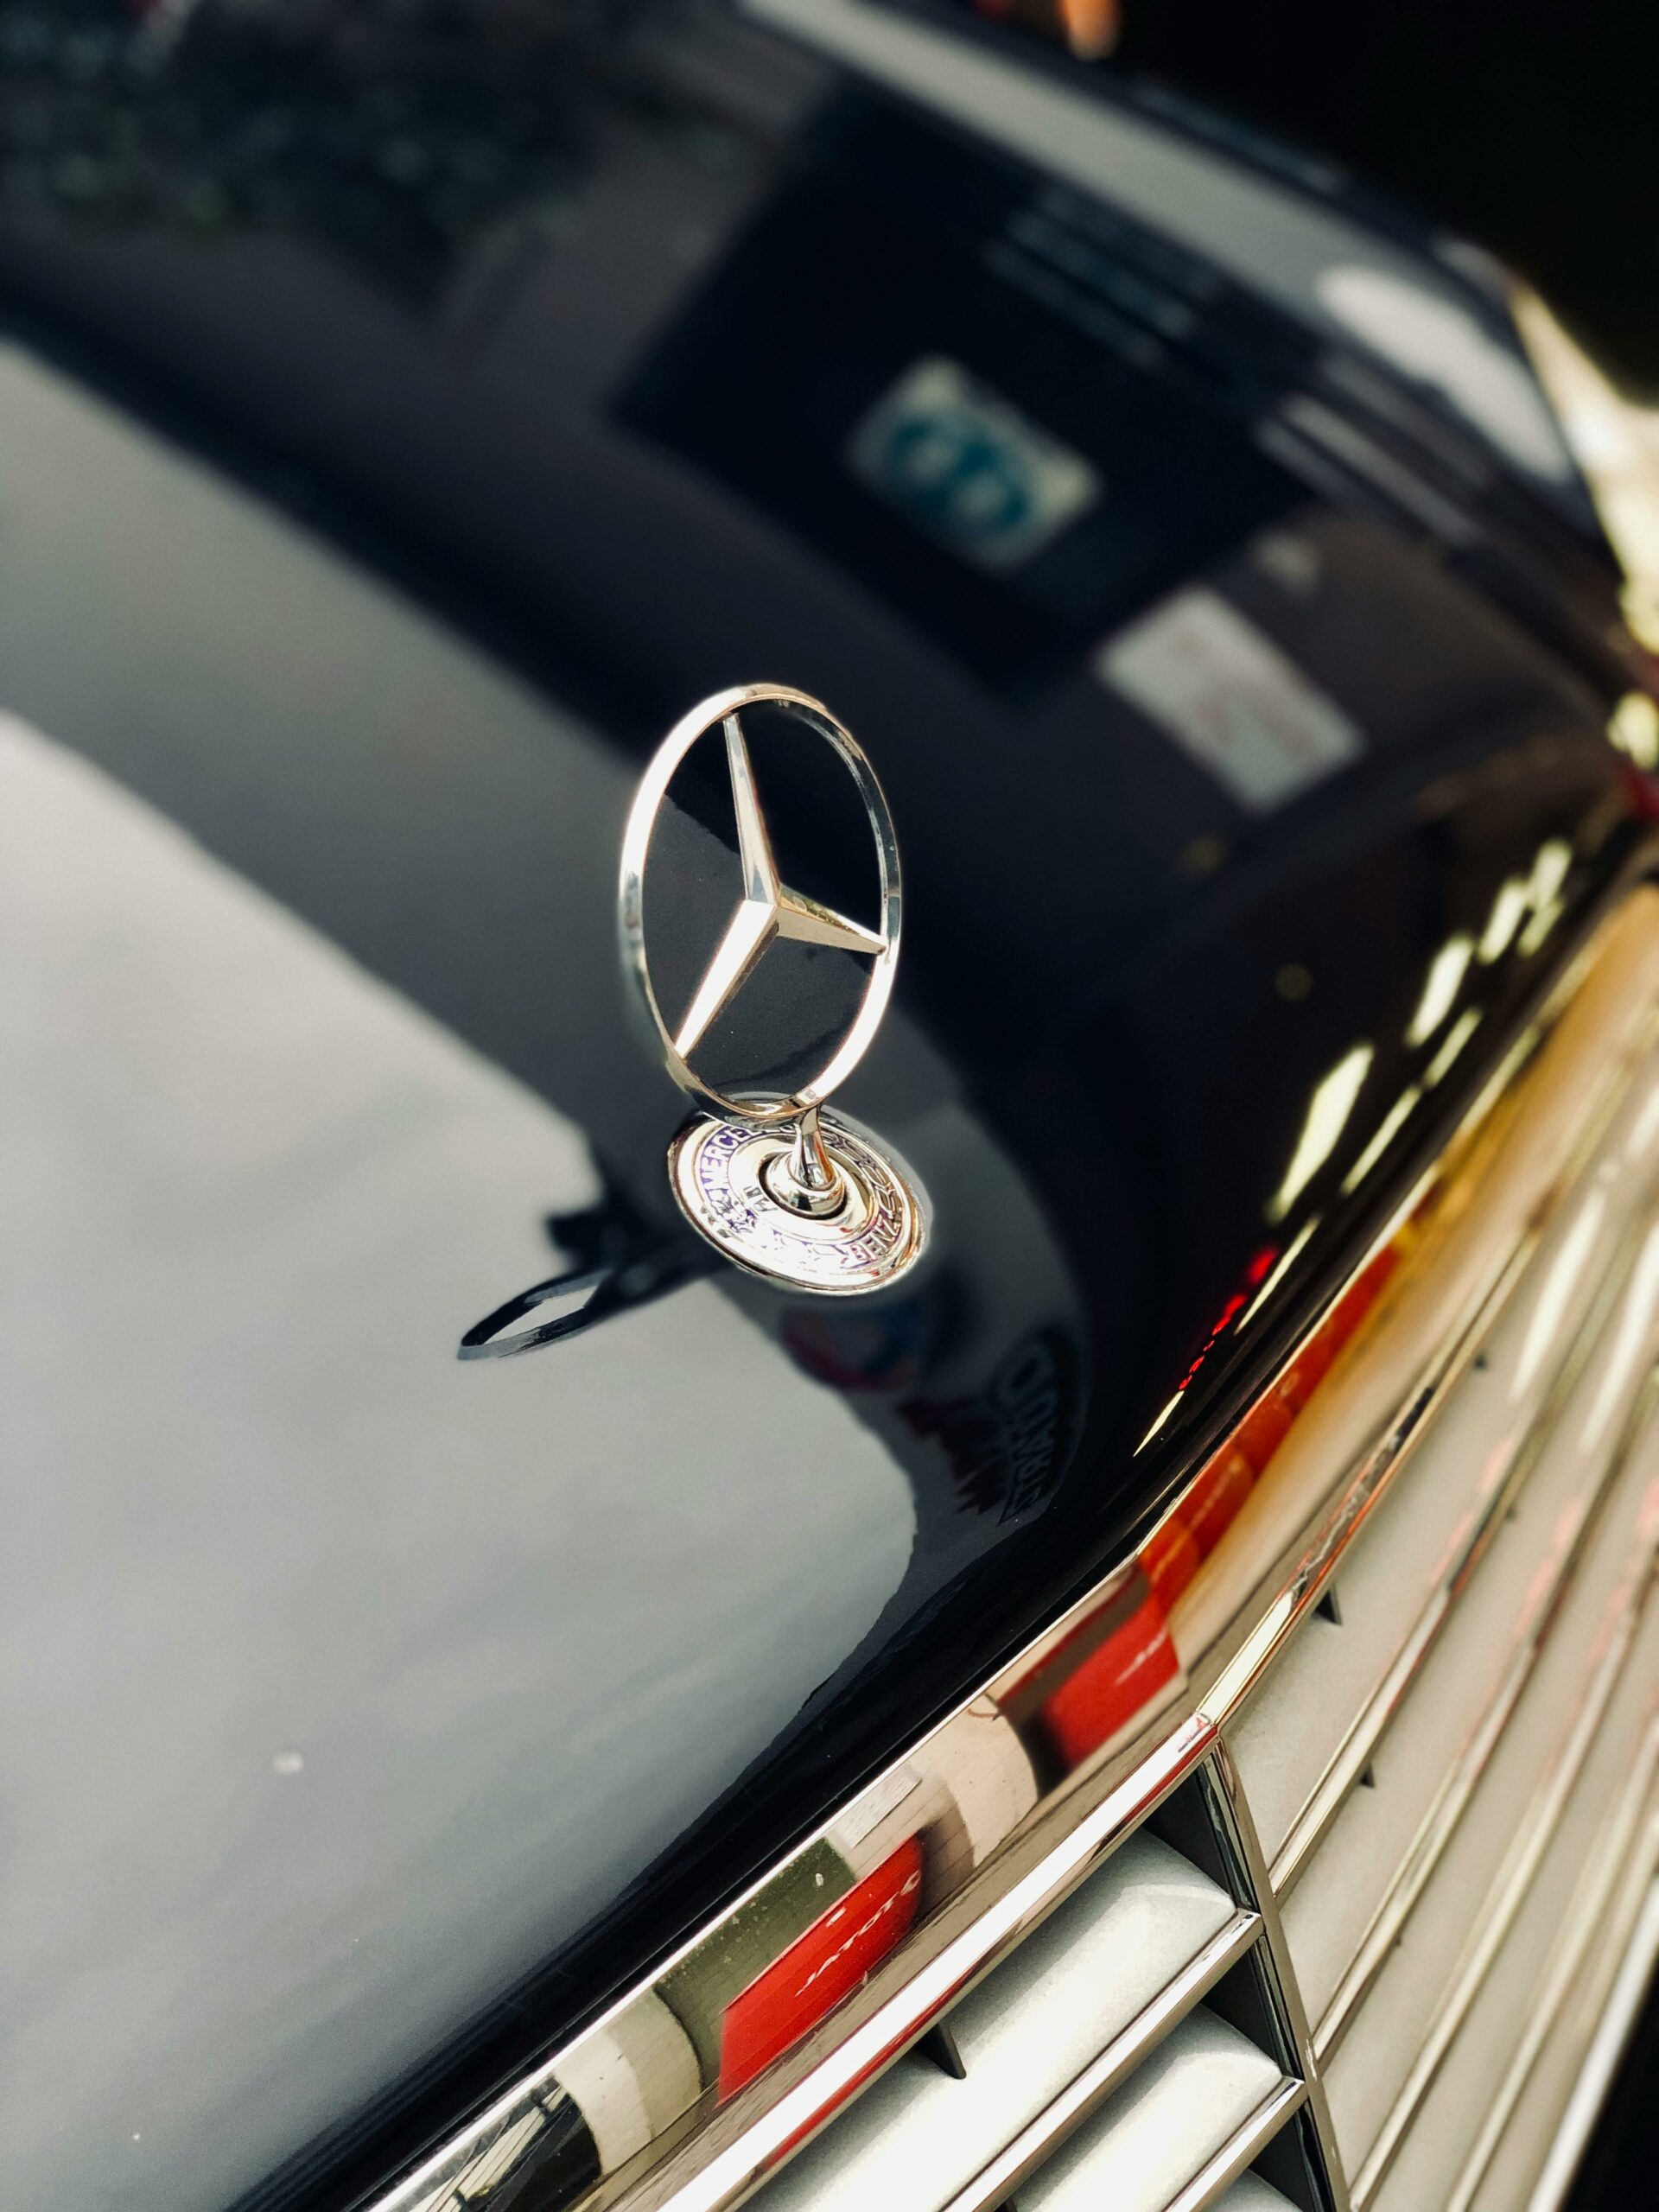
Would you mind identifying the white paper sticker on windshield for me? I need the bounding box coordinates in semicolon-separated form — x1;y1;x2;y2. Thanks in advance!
1098;588;1362;811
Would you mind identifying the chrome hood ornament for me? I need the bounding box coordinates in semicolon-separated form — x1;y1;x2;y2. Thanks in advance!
620;684;927;1294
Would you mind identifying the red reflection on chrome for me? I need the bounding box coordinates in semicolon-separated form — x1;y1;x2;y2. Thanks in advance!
1003;1233;1409;1779
1039;1583;1181;1770
718;1840;925;2100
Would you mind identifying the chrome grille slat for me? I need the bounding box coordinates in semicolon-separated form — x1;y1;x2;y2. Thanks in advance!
1013;2008;1300;2212
1271;1203;1643;1901
1477;1853;1659;2212
1390;1734;1659;2212
1161;2082;1309;2212
1236;1056;1659;1890
1353;1548;1659;2207
1307;1301;1659;2059
754;1817;1295;2212
1217;2180;1301;2212
1280;1224;1659;2056
931;1913;1262;2212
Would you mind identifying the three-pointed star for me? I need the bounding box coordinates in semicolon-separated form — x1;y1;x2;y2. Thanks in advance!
674;713;885;1058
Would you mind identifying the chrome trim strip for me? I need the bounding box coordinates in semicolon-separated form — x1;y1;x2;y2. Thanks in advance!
377;1705;1189;2212
1270;1191;1656;1900
1313;1352;1659;2063
1161;2078;1310;2212
620;1718;1215;2212
934;1902;1264;2212
365;891;1659;2212
1207;1742;1351;2212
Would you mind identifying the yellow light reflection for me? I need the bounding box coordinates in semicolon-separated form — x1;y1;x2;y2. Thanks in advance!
1514;838;1573;957
1477;877;1530;966
1266;1043;1375;1223
1135;1390;1185;1455
1519;898;1565;956
1406;934;1474;1046
1529;838;1573;907
1511;1190;1606;1400
1611;692;1659;772
1580;1222;1659;1452
1237;1215;1321;1332
1341;1084;1423;1194
1425;1007;1483;1087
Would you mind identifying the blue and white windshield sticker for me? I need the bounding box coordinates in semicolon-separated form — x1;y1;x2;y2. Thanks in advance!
847;355;1100;573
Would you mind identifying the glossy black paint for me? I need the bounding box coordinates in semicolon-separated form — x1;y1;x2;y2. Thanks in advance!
2;7;1653;2210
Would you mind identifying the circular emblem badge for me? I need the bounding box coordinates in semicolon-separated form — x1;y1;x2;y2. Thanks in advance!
619;684;926;1294
671;1109;925;1295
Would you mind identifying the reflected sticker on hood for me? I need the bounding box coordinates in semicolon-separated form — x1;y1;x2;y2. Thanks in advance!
1097;585;1363;812
846;354;1101;573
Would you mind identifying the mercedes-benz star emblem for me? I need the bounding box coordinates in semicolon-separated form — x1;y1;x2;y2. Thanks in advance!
620;683;927;1294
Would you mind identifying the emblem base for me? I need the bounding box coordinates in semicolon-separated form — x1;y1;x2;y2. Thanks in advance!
668;1109;926;1295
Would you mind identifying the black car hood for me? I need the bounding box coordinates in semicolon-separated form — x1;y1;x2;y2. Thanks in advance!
0;8;1647;2210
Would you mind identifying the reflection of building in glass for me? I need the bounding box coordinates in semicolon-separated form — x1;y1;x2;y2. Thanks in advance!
617;87;1301;688
0;0;765;302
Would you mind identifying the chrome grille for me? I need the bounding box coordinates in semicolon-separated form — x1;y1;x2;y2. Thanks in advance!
1013;2009;1298;2212
752;1770;1324;2212
1231;1042;1659;2209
